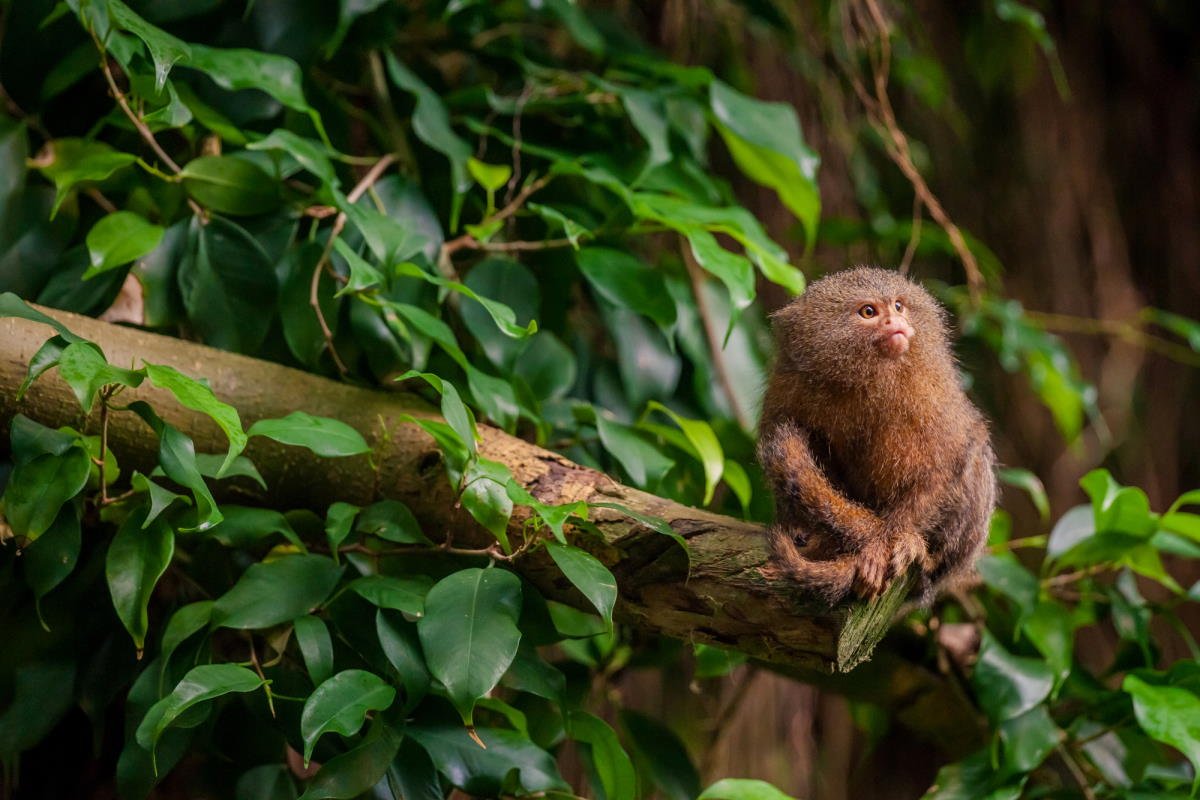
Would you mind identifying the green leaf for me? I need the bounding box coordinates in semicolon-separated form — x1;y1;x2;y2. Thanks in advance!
144;362;246;474
589;502;688;552
577;247;677;336
396;370;477;455
324;502;359;554
300;670;396;765
998;467;1050;521
331;238;384;295
247;411;370;458
683;228;755;328
184;44;324;138
0;292;85;343
376;610;430;709
513;332;577;401
297;723;401;800
57;341;144;412
502;645;565;702
135;664;266;758
999;704;1061;773
527;202;589;248
699;778;798;800
569;710;637;800
394;260;537;340
160;601;213;668
348;574;431;617
248;129;338;187
460;458;515;551
293;615;334;687
1080;469;1157;537
213;554;344;629
1124;674;1200;793
84;211;164;278
596;415;675;488
692;643;748;679
709;80;820;246
467;158;512;193
973;631;1054;723
106;0;191;91
356;500;430;544
235;764;298;800
177;216;278;353
417;568;523;725
977;553;1038;614
385;53;471;223
545;542;617;630
23;505;82;604
106;505;175;652
128;401;223;530
131;471;188;528
621;710;701;800
33;138;136;216
204;506;302;550
644;401;724;505
181;156;280;216
619;88;673;172
405;725;567;794
2;445;90;541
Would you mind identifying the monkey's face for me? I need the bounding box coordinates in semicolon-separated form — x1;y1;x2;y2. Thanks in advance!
854;298;914;359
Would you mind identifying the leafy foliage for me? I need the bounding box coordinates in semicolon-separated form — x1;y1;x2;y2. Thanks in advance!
0;1;1199;799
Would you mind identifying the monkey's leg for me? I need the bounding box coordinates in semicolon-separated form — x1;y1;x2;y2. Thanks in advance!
767;527;858;605
759;422;894;596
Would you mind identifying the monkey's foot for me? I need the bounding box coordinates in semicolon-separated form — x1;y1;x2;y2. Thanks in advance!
853;541;889;598
891;529;931;576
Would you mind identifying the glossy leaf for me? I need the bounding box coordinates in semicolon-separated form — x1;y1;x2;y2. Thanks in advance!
181;156;280;216
699;778;799;800
22;504;82;603
376;610;430;708
213;554;344;630
300;670;396;764
57;341;144;412
709;80;820;246
644;401;724;505
33;138;136;216
145;361;246;474
293;615;334;687
417;568;522;725
570;710;637;800
297;724;401;800
545;542;617;629
1124;675;1200;790
348;574;431;617
85;211;164;277
106;506;175;651
405;725;567;794
578;247;677;336
3;445;90;541
973;631;1054;723
136;664;266;757
247;411;370;457
355;499;430;544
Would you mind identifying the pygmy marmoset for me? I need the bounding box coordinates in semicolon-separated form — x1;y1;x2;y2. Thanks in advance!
758;266;996;604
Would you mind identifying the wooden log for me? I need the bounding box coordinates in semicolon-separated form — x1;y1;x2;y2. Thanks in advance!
0;307;910;673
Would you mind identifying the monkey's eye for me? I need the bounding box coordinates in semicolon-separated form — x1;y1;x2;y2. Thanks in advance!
894;301;903;312
858;304;877;319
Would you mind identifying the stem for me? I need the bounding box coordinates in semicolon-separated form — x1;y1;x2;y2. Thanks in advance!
309;153;399;378
1024;310;1200;368
681;242;752;430
439;174;553;260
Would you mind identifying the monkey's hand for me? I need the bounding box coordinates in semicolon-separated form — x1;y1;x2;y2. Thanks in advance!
852;538;891;598
890;528;931;577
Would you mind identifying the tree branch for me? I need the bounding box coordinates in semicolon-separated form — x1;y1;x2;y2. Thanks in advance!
0;308;910;674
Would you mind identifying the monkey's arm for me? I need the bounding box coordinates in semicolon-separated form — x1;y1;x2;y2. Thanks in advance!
758;420;886;549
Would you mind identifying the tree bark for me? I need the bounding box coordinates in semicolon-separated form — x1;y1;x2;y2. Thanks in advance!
0;307;911;673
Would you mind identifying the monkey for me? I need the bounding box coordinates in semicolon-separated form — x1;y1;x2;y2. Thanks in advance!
757;266;996;604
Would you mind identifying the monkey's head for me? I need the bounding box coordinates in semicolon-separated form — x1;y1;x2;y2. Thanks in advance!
772;266;951;386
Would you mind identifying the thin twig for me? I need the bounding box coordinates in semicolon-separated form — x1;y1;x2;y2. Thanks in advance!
1056;744;1098;800
96;49;181;174
1024;309;1200;367
97;388;112;504
841;0;985;300
504;83;535;206
439;174;553;260
681;243;753;430
477;237;573;252
309;154;398;378
899;193;922;275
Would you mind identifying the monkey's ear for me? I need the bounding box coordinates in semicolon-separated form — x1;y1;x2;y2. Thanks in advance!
770;297;805;320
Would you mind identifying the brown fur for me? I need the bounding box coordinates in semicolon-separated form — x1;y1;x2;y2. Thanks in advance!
757;267;996;604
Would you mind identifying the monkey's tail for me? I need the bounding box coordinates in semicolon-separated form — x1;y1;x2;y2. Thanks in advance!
764;527;856;605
